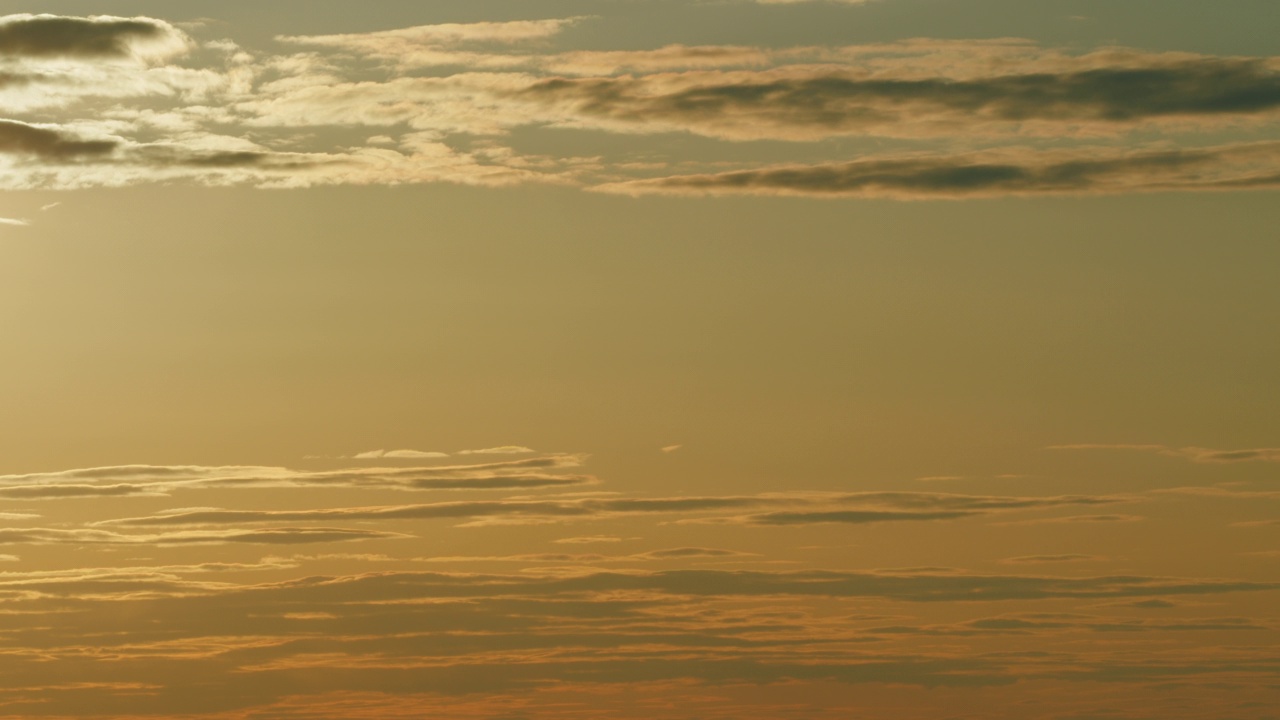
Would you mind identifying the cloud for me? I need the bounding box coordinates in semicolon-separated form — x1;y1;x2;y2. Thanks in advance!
1153;486;1280;500
2;20;1279;198
0;559;296;586
278;17;582;52
1234;519;1280;528
96;501;600;527
661;444;683;453
0;119;117;159
514;56;1280;140
1006;514;1146;525
457;446;536;455
414;547;752;564
0;216;28;226
554;535;626;544
92;489;1126;529
0;546;1270;717
736;509;981;525
595;142;1280;199
1049;444;1280;463
0;14;190;61
0;526;404;546
633;547;753;560
541;45;775;75
0;482;165;499
352;449;450;460
1001;555;1105;565
0;456;592;498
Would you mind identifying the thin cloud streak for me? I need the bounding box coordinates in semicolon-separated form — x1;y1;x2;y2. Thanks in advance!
0;456;592;498
595;142;1280;199
0;526;406;546
92;490;1127;527
1050;443;1280;463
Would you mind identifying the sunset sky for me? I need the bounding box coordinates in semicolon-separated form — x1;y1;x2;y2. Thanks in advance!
0;1;1277;718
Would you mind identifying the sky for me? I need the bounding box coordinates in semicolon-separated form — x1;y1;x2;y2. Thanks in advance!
0;1;1277;718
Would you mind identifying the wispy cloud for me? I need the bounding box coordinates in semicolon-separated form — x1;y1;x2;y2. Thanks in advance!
457;446;536;455
1004;514;1146;525
1049;444;1280;463
414;547;754;564
1001;554;1106;565
727;509;982;525
0;526;405;546
352;449;450;460
90;489;1128;528
0;456;592;498
554;535;627;544
595;142;1280;199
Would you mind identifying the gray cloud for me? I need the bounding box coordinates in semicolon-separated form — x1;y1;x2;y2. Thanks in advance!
596;143;1280;199
2;22;1279;199
0;14;187;60
518;58;1280;140
0;483;161;499
0;120;117;159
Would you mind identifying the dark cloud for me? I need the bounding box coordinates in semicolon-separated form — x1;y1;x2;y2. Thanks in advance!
138;148;335;171
0;483;159;499
520;58;1280;139
600;143;1280;199
1186;448;1280;462
0;14;182;59
0;120;117;159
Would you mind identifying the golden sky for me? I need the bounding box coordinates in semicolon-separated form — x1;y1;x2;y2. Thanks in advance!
0;1;1277;718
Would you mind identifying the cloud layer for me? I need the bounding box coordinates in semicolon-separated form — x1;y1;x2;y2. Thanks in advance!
0;444;1273;717
0;13;1277;198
